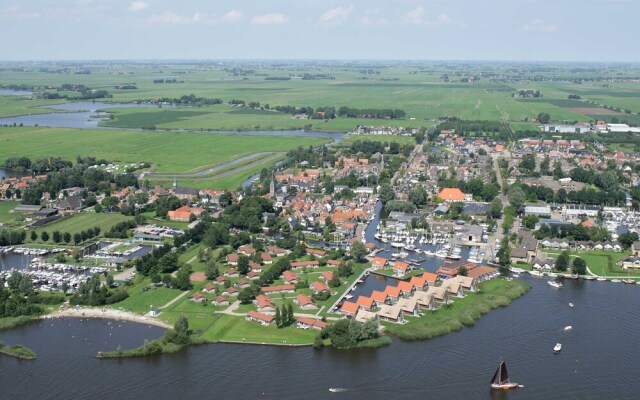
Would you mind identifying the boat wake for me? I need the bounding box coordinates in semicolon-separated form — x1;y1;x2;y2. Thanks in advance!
328;388;347;393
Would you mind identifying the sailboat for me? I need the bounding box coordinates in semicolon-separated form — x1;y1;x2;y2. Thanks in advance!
490;360;522;390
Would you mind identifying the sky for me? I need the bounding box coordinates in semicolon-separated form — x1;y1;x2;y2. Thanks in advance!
0;0;639;62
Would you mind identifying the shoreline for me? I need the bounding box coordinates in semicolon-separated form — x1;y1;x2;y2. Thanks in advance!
42;307;172;329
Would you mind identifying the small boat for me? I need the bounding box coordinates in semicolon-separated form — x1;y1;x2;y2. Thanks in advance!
328;388;346;393
569;303;574;308
611;279;622;283
490;360;521;390
554;343;562;353
563;326;573;331
548;281;563;289
596;277;606;281
623;279;635;284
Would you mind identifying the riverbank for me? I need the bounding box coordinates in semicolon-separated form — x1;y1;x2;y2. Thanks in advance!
43;307;172;329
0;315;36;331
0;343;36;360
384;278;530;341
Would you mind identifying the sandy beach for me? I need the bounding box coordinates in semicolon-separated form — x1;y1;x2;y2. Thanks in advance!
43;307;172;329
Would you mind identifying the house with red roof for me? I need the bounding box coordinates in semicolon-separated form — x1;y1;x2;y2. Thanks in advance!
296;317;327;330
226;253;239;266
294;294;317;310
393;261;410;277
191;292;207;303
214;295;229;306
438;188;465;203
311;281;331;294
246;311;275;326
255;295;276;312
261;284;296;294
340;301;359;317
371;256;388;270
282;270;300;284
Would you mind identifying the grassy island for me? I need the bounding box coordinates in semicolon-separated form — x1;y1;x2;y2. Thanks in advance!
384;278;530;341
0;342;36;360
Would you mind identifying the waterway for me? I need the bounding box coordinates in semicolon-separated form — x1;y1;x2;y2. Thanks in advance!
0;168;31;179
1;276;638;399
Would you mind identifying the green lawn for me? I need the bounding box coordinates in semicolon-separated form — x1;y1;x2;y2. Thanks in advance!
0;126;328;175
384;278;529;341
546;249;635;277
200;314;317;345
0;201;20;225
115;280;183;314
29;212;133;243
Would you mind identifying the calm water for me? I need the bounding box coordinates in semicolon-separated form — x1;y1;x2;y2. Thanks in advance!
0;168;30;179
0;277;638;399
0;90;32;96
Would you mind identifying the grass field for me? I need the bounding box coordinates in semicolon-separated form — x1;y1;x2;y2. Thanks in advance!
384;279;529;341
0;126;328;188
29;212;133;242
114;279;183;314
0;201;20;225
199;314;316;345
546;249;636;277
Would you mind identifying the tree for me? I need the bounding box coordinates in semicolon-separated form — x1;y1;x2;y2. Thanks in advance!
351;241;368;263
555;250;570;272
328;275;342;288
313;334;325;350
52;230;62;243
237;254;250;275
408;186;427;207
458;266;468;276
175;266;192;290
378;184;395;204
275;306;282;328
507;186;526;210
572;257;587;275
73;233;82;244
106;275;114;287
490;198;503;219
41;231;49;242
287;303;294;326
204;261;219;280
171;315;191;345
30;231;38;242
618;232;639;249
537;112;550;123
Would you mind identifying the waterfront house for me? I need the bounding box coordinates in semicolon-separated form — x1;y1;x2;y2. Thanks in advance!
295;294;318;310
340;301;359;317
466;266;498;282
393;261;410;277
247;311;275;326
409;275;428;291
356;296;375;311
384;286;402;303
426;286;449;304
355;309;379;323
256;295;276;312
296;317;327;330
420;272;439;286
370;290;389;307
397;297;420;316
440;280;465;298
396;281;416;297
372;256;388;270
451;275;477;292
377;304;404;323
412;291;438;310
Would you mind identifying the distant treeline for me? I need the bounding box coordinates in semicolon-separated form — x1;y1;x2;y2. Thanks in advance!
147;94;223;106
337;107;406;119
2;156;73;173
433;120;510;139
153;79;180;84
36;84;112;100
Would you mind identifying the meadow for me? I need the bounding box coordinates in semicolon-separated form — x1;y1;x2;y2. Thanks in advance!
29;212;133;242
0;126;328;188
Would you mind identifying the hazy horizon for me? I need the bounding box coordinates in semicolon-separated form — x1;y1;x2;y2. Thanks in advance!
0;0;639;62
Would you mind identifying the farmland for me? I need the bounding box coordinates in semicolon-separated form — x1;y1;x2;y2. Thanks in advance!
29;212;133;242
0;126;328;188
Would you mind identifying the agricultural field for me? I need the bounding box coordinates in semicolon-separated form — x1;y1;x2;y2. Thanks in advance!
0;201;20;226
0;126;328;188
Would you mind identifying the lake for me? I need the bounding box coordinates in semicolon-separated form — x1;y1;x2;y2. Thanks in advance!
1;276;638;399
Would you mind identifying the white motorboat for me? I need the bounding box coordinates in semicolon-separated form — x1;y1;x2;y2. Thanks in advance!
569;303;574;308
548;281;563;289
563;326;573;331
553;343;562;353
